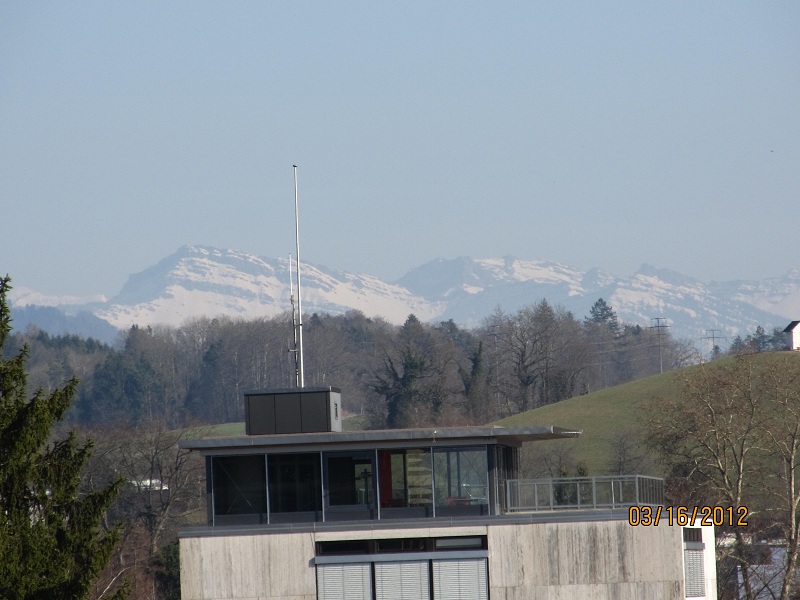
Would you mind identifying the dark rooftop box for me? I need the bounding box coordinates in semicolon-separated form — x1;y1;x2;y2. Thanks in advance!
244;387;342;435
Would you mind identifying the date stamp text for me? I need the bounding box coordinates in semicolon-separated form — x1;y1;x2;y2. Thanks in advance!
628;505;748;527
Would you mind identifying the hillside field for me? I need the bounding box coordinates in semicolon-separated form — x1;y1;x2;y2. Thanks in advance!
495;371;680;475
496;351;800;475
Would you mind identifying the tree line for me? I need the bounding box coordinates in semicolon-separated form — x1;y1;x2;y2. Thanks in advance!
6;298;698;430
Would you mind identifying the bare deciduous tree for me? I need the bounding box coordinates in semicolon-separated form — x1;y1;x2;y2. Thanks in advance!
85;422;206;600
646;354;800;600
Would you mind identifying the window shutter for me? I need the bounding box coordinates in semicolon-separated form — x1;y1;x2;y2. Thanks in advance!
432;558;488;600
375;561;431;600
316;563;372;600
684;548;706;597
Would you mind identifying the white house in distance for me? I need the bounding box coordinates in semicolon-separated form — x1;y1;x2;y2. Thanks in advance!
178;387;717;600
784;321;800;350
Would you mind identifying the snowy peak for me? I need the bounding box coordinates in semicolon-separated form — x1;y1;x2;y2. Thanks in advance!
12;245;799;346
634;264;706;288
96;245;441;330
709;271;800;320
110;245;283;306
398;256;586;299
9;286;107;308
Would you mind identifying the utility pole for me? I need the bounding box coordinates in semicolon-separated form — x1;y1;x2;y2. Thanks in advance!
702;329;726;359
650;318;670;374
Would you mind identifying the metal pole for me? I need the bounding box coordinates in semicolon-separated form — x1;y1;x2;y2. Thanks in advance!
431;447;436;519
374;449;380;521
289;254;299;387
293;165;304;388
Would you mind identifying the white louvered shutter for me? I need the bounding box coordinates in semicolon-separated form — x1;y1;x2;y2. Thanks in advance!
316;563;372;600
684;548;706;597
375;560;431;600
432;558;488;600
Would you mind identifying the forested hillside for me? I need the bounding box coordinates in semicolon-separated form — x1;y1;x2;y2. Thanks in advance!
5;298;732;429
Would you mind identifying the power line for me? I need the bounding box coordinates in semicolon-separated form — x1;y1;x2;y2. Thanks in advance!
649;318;670;374
702;329;726;357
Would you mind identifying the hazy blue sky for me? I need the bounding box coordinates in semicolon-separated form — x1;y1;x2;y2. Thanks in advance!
2;2;798;297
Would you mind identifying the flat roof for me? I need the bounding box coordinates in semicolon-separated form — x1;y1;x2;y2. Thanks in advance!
180;425;581;454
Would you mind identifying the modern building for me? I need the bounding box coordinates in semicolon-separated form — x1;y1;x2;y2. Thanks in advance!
178;388;717;600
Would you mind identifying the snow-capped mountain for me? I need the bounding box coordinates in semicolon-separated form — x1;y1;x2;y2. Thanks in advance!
709;269;800;320
398;258;792;342
9;245;797;345
95;246;443;330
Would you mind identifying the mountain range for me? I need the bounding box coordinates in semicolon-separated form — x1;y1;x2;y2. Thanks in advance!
9;245;799;346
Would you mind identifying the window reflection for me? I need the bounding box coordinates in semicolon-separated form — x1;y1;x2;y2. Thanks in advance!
212;455;266;521
378;449;432;509
328;454;374;506
433;448;488;512
268;453;321;514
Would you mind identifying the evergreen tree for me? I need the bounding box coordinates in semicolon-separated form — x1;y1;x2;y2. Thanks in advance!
586;298;619;333
0;277;126;600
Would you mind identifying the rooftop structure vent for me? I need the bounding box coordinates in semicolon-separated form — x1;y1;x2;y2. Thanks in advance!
244;387;342;435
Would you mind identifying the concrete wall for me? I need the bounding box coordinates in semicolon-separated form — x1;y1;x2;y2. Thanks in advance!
180;520;715;600
487;520;695;600
180;532;317;600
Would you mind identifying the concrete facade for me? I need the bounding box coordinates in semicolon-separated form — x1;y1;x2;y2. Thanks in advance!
486;520;715;599
181;531;317;600
180;520;716;600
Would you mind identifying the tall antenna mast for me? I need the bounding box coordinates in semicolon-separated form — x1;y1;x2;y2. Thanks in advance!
293;165;305;387
288;254;300;386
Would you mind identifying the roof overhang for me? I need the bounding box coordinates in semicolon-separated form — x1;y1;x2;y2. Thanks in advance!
179;425;581;455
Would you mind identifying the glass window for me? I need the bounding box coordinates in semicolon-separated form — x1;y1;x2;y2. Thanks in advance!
434;537;485;550
211;455;266;518
327;453;375;506
378;449;432;509
267;453;321;514
433;448;488;509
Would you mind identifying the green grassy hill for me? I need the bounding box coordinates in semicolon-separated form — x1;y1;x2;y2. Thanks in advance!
495;352;800;475
495;370;681;475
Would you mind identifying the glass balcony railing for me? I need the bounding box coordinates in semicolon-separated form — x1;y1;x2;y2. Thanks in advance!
505;475;664;512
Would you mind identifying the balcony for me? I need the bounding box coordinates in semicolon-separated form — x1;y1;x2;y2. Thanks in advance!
505;475;664;512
